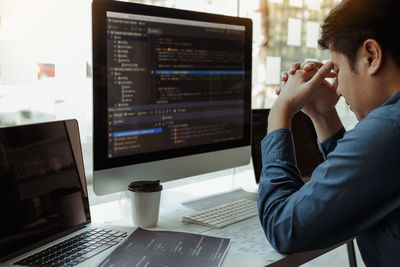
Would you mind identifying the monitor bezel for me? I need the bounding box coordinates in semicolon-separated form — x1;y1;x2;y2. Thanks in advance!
92;0;252;171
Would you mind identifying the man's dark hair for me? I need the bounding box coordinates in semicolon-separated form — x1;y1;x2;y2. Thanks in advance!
318;0;400;70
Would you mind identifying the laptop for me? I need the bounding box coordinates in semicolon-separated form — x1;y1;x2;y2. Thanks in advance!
0;120;131;267
251;109;324;183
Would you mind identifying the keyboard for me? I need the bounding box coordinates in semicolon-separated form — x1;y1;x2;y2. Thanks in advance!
182;198;258;229
14;228;127;267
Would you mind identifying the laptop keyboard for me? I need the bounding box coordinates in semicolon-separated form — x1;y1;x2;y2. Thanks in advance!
13;228;127;267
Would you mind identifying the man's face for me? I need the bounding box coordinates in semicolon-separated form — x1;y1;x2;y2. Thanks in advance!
330;51;370;120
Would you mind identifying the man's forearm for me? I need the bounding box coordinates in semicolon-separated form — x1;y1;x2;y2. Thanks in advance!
310;109;343;143
267;99;343;142
267;100;293;133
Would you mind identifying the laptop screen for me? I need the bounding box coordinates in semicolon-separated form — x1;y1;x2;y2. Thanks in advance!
0;120;90;261
251;109;324;183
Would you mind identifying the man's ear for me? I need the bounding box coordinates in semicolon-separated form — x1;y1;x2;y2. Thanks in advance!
362;39;383;75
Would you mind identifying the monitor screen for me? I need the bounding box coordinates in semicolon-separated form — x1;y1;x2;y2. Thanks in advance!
92;1;252;195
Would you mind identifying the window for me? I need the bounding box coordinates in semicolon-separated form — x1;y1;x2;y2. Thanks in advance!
252;0;355;130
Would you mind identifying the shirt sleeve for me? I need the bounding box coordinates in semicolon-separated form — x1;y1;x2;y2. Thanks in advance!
317;127;346;160
258;115;400;253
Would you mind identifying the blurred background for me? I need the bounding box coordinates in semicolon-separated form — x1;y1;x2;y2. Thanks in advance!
0;0;357;182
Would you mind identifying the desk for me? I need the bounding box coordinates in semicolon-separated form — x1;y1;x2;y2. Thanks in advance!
89;170;353;267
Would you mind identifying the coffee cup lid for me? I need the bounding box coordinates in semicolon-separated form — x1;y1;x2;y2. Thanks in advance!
128;180;163;192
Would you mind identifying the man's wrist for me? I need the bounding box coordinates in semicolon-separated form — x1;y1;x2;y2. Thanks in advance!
267;101;294;133
310;109;343;143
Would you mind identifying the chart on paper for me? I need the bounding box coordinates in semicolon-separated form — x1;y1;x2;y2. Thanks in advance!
98;227;230;267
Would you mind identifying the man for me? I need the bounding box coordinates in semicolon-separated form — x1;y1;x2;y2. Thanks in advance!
257;0;400;266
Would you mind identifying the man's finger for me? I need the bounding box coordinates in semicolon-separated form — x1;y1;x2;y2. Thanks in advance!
308;61;334;88
326;72;338;78
301;61;323;71
289;63;301;74
281;72;288;82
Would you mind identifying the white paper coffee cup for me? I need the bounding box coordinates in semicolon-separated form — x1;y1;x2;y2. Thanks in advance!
128;180;162;228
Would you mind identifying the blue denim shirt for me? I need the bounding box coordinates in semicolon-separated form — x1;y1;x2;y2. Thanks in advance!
258;91;400;266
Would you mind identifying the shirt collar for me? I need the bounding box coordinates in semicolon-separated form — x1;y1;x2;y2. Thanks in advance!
382;90;400;106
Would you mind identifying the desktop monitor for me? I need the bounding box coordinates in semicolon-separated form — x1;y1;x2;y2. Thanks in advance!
92;1;252;195
251;109;324;184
